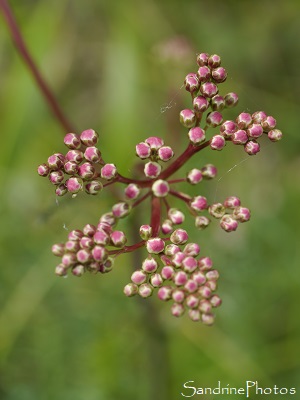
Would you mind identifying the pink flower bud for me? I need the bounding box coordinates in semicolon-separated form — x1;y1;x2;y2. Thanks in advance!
195;215;210;230
179;109;196;128
110;230;127;247
47;153;64;170
247;124;263;139
72;265;85;277
136;142;151;159
220;120;237;138
236;112;253;129
124;183;140;200
64;161;79;175
170;229;188;245
210;295;222;307
188;127;206;145
168;208;185;225
64;133;81;149
164;244;180;256
139;224;153;240
232;129;248;145
146;238;165;254
157;286;173;301
172;289;185;303
187;168;203;184
198;285;211;299
207;112;223;128
161;219;173;235
80;129;99;146
145;136;164;150
142;257;158;273
92;246;107;262
161;266;174;280
201;164;217;179
144;161;161;178
224;196;241;208
188;309;201;322
78;162;95;180
49;170;64;185
196;66;211;82
268;129;283;142
85;180;103;195
68;230;84;241
65;177;83;194
210;134;226;150
211;95;225;111
206;269;219;281
55;184;67;196
184;279;198;294
193;95;209;112
190;196;207;212
174;270;188;286
65;240;80;252
184;73;200;92
52;243;65;256
65;150;84;164
244;140;260;155
79;236;94;249
201;313;215;325
196;52;209;66
261;115;276;131
172;251;186;267
150;273;163;287
124;283;138;297
224;92;238;108
208;54;221;68
212;67;227;83
55;264;67;276
112;202;131;218
93;229;109;245
199;299;212;313
233;206;251;222
84;146;102;163
100;212;116;227
198;256;213;270
101;163;117;180
182;256;198;273
139;283;153;298
131;269;147;285
200;82;218;98
183;243;200;257
186;294;199;309
83;224;97;237
77;249;92;264
171;303;185;317
192;271;206;285
158;146;174;162
252;111;267;123
152;179;170;197
37;163;50;176
208;202;226;218
220;214;238;231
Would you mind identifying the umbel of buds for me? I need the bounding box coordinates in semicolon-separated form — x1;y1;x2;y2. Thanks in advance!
38;52;282;325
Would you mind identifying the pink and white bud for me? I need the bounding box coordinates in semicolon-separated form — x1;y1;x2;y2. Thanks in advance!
146;237;165;254
208;203;226;218
49;170;64;185
93;229;109;245
233;206;251;222
201;313;215;325
196;66;211;82
145;136;164;150
72;265;85;277
172;252;186;268
68;230;83;241
152;179;170;197
142;257;158;273
168;208;185;225
164;244;180;256
244;140;260;155
224;92;239;108
187;168;203;185
195;215;210;230
220;214;238;232
206;111;223;128
261;115;276;131
211;95;225;111
212;66;227;83
199;299;212;314
208;54;221;68
179;109;196;128
193;95;209;112
196;52;209;66
65;150;84;164
182;256;198;273
186;294;199;309
110;230;127;247
268;129;283;142
100;212;116;227
252;111;267;123
201;164;217;179
191;271;206;285
52;243;65;256
170;229;188;245
188;127;206;145
184;279;198;293
85;180;103;195
101;163;117;180
247;124;263;139
124;183;140;200
47;153;65;169
112;202;131;218
184;73;200;92
92;246;107;262
65;240;80;253
188;309;201;322
171;303;185;317
190;196;208;212
124;283;138;297
158;146;174;162
206;270;219;281
198;256;213;270
200;82;218;98
161;266;174;280
65;177;83;194
78;162;95;180
84;146;101;163
79;236;94;249
157;286;173;301
150;273;163;287
161;219;173;235
232;129;248;145
139;283;153;298
80;129;99;146
55;184;67;196
139;224;152;240
224;196;241;209
131;270;147;285
172;289;185;303
174;270;188;286
64;161;79;175
77;249;92;264
210;295;222;307
220;120;237;138
55;264;67;276
83;224;97;237
37;163;50;177
198;285;211;299
183;243;200;257
64;133;81;149
136;142;151;159
236;112;253;129
210;134;226;150
144;161;161;179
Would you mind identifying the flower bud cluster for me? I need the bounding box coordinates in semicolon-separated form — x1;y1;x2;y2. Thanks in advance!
124;229;221;324
37;129;117;196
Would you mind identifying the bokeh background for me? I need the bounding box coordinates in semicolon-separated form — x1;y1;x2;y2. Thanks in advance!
0;1;300;399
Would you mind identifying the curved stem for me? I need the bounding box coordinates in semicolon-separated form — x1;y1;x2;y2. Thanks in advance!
150;195;161;237
0;0;74;133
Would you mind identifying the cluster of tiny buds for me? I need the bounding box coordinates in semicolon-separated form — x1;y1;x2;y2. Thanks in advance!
180;52;282;153
38;51;283;326
37;129;118;197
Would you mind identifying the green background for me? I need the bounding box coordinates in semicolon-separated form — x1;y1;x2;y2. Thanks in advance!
0;0;299;399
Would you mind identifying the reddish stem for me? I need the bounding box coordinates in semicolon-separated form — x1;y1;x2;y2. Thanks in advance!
150;195;161;237
169;189;191;203
0;0;74;133
108;240;145;256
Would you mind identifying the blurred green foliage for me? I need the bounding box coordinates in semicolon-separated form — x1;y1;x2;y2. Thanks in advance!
0;0;300;399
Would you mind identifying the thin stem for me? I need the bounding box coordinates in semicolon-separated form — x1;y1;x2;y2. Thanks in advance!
132;190;151;208
0;0;74;133
150;195;161;237
169;189;191;203
108;240;145;256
